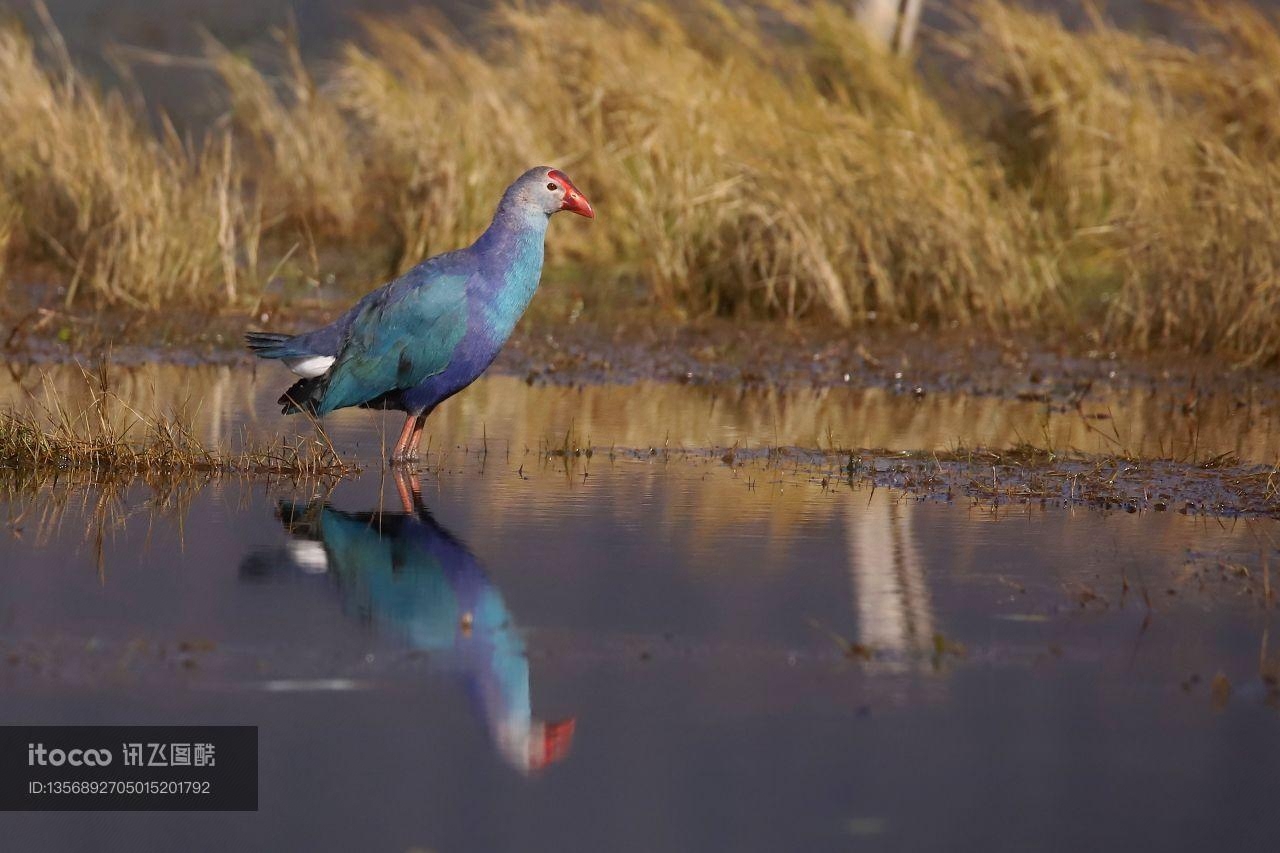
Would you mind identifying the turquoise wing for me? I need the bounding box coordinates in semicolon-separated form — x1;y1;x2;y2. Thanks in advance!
316;269;471;415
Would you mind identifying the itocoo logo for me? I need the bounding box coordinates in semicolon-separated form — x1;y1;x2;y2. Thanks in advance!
27;743;112;767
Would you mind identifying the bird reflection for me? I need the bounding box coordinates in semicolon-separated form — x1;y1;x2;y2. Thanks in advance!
240;472;574;774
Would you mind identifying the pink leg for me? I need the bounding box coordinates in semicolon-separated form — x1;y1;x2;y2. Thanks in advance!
390;414;416;464
407;412;429;459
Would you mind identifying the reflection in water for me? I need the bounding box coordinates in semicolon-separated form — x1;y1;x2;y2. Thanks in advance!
846;496;936;670
240;473;575;774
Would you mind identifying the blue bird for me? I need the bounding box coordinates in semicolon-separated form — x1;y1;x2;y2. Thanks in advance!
246;167;594;462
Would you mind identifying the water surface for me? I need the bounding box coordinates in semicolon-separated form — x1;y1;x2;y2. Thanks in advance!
1;365;1278;851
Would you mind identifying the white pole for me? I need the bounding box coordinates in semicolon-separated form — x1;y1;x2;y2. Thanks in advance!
856;0;900;47
893;0;925;54
856;0;925;54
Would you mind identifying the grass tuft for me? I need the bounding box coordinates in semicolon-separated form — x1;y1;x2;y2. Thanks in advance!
0;365;356;479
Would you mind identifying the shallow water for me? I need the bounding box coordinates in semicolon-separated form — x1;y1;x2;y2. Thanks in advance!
2;365;1279;851
4;362;1280;463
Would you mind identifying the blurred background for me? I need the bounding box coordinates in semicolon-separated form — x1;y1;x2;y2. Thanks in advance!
4;0;1280;363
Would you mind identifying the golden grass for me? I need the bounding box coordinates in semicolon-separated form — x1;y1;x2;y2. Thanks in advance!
0;6;259;308
954;0;1280;360
0;364;355;478
3;1;1280;361
322;1;1054;323
208;24;361;237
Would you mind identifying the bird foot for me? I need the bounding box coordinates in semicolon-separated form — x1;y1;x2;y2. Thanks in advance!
388;451;419;466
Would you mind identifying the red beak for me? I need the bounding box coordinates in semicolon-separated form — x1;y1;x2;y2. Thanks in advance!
560;187;594;219
549;169;595;219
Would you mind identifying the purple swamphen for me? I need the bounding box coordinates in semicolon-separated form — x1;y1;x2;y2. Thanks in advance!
246;166;594;462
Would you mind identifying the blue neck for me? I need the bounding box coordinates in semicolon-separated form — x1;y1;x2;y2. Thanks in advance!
473;207;548;261
470;200;549;339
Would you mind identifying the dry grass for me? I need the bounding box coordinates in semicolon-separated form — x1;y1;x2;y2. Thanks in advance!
0;364;356;479
954;0;1280;361
3;1;1280;361
264;1;1054;323
0;4;259;307
208;24;361;237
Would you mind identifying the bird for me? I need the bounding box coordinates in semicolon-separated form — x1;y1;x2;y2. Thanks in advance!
240;470;577;774
245;166;594;463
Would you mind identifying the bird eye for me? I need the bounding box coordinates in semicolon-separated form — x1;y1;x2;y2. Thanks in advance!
547;182;558;191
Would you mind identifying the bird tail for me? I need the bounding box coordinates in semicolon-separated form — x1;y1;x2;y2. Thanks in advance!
275;500;323;536
245;331;298;360
278;376;327;416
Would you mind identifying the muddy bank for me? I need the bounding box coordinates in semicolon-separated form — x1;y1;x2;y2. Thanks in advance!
662;446;1280;520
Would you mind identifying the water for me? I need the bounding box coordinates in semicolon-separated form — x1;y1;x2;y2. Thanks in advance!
1;365;1278;851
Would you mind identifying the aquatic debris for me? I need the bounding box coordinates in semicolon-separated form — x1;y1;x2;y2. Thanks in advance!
846;817;888;837
1069;584;1108;610
1179;548;1280;606
932;633;967;662
805;617;877;663
1210;672;1232;710
846;643;874;662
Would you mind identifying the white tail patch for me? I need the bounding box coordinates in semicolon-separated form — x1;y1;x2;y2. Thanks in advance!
284;356;335;378
287;540;329;574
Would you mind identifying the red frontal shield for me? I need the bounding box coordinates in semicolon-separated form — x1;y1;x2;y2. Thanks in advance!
549;170;594;218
